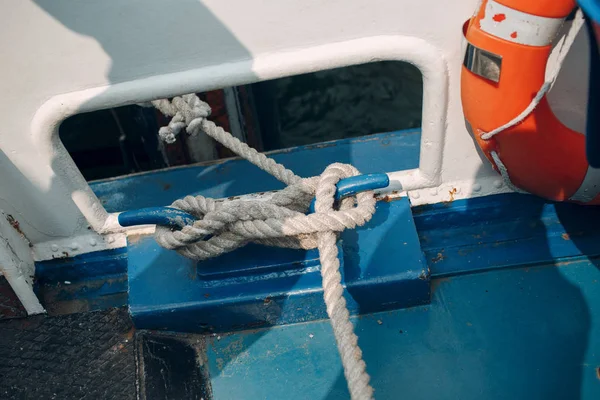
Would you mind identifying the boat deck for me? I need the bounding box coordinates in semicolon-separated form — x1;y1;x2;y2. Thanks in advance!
2;258;599;399
207;258;600;399
2;130;600;398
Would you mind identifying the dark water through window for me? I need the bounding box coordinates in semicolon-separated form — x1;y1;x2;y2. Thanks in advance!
60;61;423;181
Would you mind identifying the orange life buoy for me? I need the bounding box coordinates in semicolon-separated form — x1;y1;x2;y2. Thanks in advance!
461;0;600;204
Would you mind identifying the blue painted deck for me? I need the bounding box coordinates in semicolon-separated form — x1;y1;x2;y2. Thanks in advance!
206;258;600;399
31;127;600;398
34;248;128;314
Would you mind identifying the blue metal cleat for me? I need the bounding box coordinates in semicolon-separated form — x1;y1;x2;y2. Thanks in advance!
118;173;390;228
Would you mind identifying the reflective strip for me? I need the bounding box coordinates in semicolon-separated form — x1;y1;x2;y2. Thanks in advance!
479;0;565;46
569;166;600;202
463;42;502;82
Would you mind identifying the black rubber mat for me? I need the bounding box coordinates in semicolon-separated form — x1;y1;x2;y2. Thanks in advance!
0;307;212;400
0;308;136;400
137;333;212;400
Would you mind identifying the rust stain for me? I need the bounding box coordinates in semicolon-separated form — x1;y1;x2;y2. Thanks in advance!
127;234;144;244
204;293;211;298
493;13;506;22
510;31;518;38
596;366;600;381
263;297;272;305
188;265;198;280
430;276;451;292
124;327;135;341
6;214;24;236
162;183;172;191
561;233;570;241
379;191;401;203
431;252;445;263
448;188;458;202
554;259;581;268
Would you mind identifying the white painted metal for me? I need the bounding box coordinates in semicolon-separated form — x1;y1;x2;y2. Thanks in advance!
223;87;247;143
548;21;590;134
569;166;600;203
479;0;565;47
0;0;590;271
0;211;44;315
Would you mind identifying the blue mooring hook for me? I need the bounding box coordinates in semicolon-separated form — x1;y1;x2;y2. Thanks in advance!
117;173;390;228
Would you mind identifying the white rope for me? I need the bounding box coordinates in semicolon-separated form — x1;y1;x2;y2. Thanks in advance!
481;8;585;140
490;151;528;193
150;94;375;400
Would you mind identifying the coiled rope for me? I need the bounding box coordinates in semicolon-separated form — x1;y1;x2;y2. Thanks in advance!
149;94;375;399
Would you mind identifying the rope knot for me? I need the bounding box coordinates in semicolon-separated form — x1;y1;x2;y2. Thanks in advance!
152;94;211;143
150;95;375;399
154;163;375;261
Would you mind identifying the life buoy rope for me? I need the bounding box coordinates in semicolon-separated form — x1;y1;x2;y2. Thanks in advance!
481;9;585;141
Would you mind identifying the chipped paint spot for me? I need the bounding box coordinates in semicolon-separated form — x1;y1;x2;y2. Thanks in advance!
431;252;445;263
492;13;506;22
6;214;25;237
510;31;518;38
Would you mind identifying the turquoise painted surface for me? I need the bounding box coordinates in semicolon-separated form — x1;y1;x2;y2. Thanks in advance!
207;259;600;399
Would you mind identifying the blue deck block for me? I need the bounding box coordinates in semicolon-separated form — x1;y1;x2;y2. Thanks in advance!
128;197;429;333
414;193;600;277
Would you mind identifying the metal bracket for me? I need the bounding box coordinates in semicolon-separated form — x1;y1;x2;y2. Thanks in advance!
464;42;502;83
